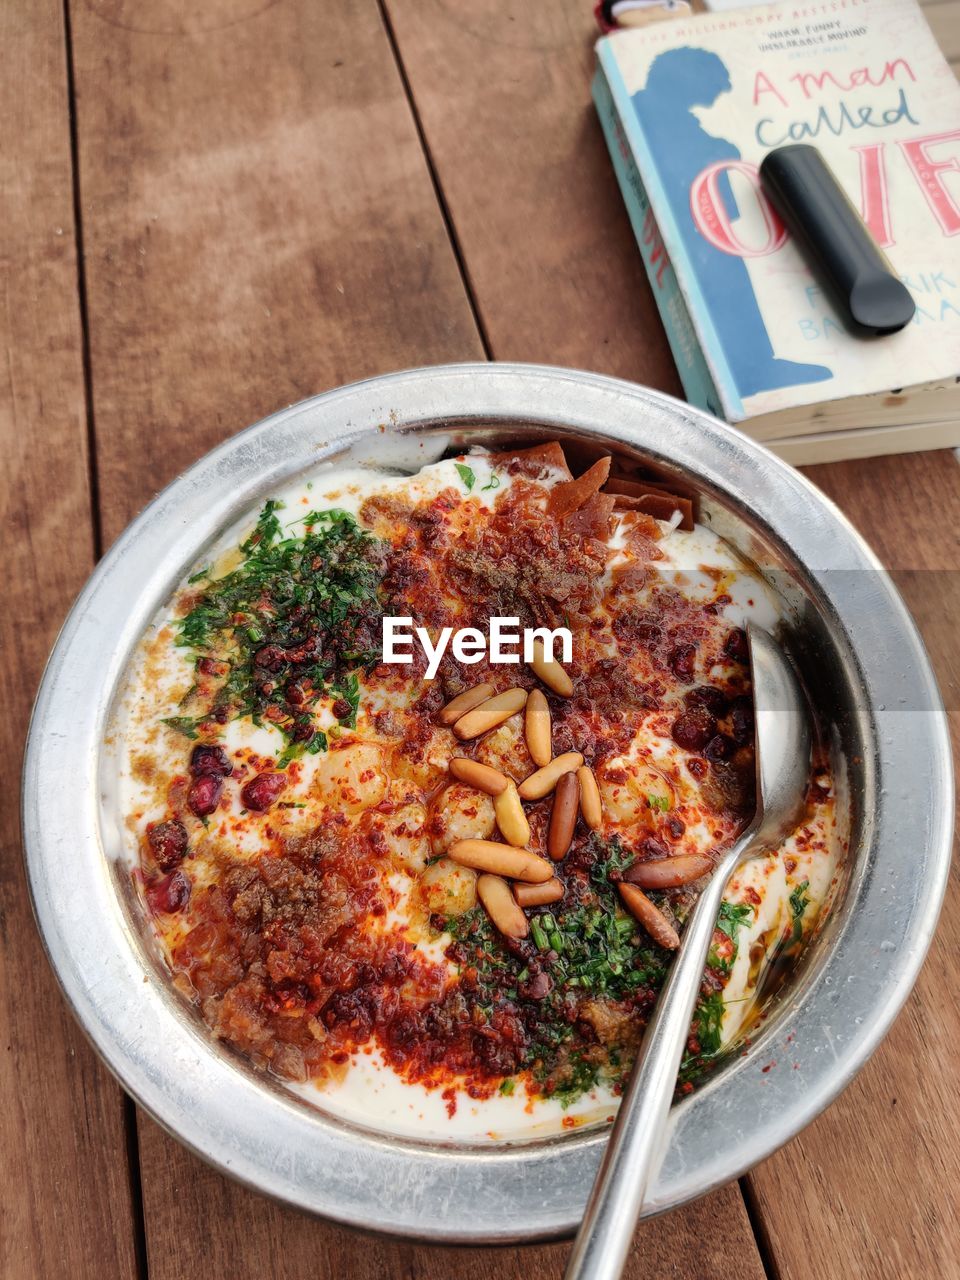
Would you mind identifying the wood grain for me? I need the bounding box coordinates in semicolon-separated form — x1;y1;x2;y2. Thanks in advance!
925;0;960;61
69;1;764;1277
382;0;681;392
68;0;481;1272
73;0;484;546
386;5;960;1278
743;451;960;1280
0;4;138;1278
139;1109;767;1279
45;0;960;1275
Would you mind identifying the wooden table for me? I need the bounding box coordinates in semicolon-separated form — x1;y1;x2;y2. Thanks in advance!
3;2;958;1276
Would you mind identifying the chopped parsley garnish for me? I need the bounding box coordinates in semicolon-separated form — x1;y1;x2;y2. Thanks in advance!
445;836;733;1105
160;715;201;740
692;990;725;1057
481;471;501;492
455;462;476;491
789;880;811;943
171;500;386;750
647;794;671;812
708;901;754;974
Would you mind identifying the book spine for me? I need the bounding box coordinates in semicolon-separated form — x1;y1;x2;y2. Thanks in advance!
592;69;723;419
596;42;745;420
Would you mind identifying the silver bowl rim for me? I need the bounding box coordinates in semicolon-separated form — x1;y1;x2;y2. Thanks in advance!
22;362;953;1242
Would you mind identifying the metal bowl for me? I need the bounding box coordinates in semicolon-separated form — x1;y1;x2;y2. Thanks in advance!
23;364;953;1242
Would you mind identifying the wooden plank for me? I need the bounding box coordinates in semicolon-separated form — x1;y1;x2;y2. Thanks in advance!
75;0;485;546
72;1;764;1276
926;0;960;60
138;1110;767;1279
384;3;960;1277
0;4;139;1277
745;450;960;1280
382;0;681;391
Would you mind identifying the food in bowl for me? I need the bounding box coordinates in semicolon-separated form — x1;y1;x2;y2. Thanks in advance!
115;442;843;1138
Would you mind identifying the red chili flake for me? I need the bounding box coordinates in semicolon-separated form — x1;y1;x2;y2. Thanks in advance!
761;1061;776;1074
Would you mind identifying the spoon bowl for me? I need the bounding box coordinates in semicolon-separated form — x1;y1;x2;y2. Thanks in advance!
565;624;812;1280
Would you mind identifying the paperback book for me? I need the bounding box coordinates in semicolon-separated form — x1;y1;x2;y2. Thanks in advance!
594;0;960;463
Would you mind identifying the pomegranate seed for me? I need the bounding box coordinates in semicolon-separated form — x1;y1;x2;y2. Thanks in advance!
147;820;188;871
704;733;734;762
683;685;728;716
146;870;191;914
254;644;287;672
730;696;755;746
668;643;697;682
189;744;232;777
671;707;716;752
241;772;287;812
638;835;669;859
519;971;552;1001
724;628;749;664
188;773;223;817
197;657;226;677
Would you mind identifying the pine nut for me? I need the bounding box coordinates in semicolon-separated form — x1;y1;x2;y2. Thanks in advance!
477;874;529;939
448;839;553;882
529;639;574;697
449;757;510;796
437;682;495;726
577;765;602;831
494;781;531;848
618;883;680;950
547;770;579;861
517;751;584;801
525;689;551;766
453;688;528;740
513;878;565;908
624;852;713;890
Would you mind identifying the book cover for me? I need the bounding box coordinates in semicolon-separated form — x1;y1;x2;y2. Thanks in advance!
596;0;960;423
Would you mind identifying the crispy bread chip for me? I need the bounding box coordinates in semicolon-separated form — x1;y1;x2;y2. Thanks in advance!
490;441;572;478
606;477;695;530
548;456;612;517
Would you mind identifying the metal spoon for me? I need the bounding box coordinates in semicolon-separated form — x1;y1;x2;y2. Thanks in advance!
565;624;812;1280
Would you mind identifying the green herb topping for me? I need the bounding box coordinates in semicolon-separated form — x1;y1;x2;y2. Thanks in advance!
444;836;735;1105
789;879;811;943
455;462;476;491
170;500;386;753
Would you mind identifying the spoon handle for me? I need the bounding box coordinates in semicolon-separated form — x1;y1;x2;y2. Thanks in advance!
564;844;746;1280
